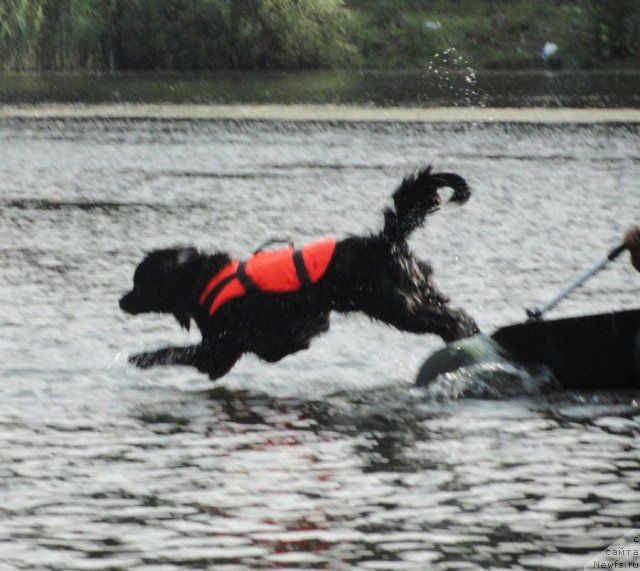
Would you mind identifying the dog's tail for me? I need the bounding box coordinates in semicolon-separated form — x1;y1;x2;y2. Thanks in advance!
382;166;471;245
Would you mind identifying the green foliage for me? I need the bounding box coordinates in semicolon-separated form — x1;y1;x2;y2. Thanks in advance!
114;0;232;70
232;0;360;69
354;9;448;68
1;0;640;71
0;0;45;69
0;0;359;71
68;0;113;69
587;0;640;64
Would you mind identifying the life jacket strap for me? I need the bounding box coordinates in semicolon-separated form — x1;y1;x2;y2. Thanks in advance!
199;271;240;315
292;250;311;287
198;260;239;306
236;261;257;293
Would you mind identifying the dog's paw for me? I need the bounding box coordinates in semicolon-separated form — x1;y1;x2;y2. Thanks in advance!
451;310;481;341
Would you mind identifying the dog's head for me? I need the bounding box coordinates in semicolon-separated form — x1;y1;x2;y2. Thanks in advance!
119;247;201;330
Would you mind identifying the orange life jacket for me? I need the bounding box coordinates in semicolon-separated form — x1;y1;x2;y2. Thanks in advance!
199;238;336;316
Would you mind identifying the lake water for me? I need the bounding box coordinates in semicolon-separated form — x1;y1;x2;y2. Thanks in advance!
3;70;640;107
1;115;639;570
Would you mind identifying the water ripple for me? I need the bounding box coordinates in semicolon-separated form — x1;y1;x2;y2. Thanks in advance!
0;117;639;570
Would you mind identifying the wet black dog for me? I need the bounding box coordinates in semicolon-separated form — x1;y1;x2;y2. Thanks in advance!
120;167;479;380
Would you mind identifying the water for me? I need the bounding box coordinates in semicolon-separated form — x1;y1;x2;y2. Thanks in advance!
3;70;640;107
1;116;640;570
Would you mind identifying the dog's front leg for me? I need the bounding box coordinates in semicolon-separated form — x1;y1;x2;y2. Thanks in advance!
129;343;240;380
129;344;202;369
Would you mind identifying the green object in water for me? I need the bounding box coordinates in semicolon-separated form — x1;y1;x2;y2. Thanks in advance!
415;334;511;386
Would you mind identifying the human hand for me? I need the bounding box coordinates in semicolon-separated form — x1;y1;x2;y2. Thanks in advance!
624;226;640;272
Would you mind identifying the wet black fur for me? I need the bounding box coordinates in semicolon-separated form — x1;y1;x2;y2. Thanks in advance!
119;167;479;380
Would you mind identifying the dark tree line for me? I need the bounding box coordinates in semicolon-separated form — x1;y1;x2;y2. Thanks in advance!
1;0;640;71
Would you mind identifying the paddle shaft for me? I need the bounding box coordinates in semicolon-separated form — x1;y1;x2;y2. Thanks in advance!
526;243;628;321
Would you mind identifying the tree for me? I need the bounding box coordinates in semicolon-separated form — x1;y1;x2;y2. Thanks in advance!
590;0;640;61
230;0;359;69
0;0;45;70
36;0;72;70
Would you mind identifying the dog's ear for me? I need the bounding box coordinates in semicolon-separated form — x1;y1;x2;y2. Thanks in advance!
160;247;198;275
176;247;198;267
173;248;198;330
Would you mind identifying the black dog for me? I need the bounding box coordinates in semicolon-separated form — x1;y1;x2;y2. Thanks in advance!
120;167;479;380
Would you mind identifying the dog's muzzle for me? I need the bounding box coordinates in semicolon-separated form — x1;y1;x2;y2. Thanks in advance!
119;290;143;314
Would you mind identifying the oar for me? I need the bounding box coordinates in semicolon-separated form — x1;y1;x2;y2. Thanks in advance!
525;242;628;321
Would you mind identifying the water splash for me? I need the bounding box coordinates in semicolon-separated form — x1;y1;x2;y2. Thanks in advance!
427;48;488;107
415;333;557;400
420;361;556;400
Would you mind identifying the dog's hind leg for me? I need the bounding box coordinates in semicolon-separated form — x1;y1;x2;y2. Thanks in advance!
354;274;479;342
329;242;478;342
371;298;478;342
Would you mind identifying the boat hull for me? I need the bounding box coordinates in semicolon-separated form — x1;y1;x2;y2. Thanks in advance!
491;308;640;390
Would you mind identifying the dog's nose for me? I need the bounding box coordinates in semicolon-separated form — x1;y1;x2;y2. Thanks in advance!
119;291;136;312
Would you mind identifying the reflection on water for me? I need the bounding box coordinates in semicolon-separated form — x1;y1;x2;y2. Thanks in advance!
3;70;640;107
0;117;639;570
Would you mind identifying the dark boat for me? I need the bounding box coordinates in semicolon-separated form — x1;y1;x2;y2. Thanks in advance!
416;308;640;390
491;308;640;390
418;241;640;391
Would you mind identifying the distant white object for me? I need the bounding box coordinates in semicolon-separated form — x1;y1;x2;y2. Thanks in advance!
423;20;442;31
542;42;558;61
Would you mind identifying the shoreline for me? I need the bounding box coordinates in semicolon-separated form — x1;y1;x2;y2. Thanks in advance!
1;103;640;123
